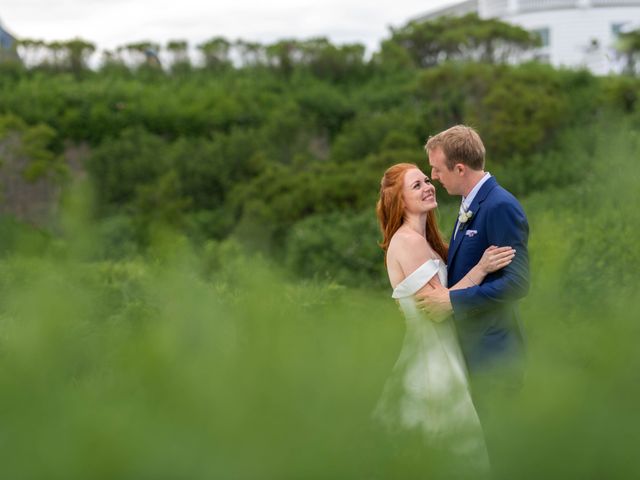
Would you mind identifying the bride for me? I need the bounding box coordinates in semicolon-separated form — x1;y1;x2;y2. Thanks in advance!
373;163;514;466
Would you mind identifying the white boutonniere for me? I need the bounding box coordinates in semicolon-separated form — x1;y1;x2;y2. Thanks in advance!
458;210;473;224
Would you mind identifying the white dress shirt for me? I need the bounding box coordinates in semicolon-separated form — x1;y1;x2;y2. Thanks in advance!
454;172;491;240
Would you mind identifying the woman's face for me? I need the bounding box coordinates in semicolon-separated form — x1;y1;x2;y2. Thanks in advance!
402;168;437;214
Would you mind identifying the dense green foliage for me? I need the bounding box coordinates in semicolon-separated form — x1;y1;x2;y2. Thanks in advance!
2;34;640;284
616;27;640;74
383;13;541;67
0;15;640;477
0;123;638;478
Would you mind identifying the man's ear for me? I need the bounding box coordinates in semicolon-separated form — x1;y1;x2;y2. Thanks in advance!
454;163;466;175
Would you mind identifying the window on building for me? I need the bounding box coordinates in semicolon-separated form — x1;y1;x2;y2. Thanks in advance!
611;23;628;38
533;52;550;63
532;27;550;48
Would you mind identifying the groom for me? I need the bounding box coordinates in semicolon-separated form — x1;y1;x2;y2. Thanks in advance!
417;125;530;388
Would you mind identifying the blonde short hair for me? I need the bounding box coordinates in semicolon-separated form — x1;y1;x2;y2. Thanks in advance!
425;125;485;171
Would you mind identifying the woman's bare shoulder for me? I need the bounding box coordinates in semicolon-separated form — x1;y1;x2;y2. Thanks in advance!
388;229;428;253
387;229;431;266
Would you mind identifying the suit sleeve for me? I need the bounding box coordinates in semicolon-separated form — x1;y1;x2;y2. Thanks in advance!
449;200;530;317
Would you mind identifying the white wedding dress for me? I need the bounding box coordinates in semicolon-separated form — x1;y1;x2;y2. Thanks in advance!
374;259;489;468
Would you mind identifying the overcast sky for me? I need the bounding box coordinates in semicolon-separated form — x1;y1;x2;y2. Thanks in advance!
1;0;453;54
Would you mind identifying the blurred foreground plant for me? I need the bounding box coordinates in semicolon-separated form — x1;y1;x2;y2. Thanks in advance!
0;121;638;478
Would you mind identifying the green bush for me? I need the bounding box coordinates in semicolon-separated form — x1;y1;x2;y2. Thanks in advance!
285;209;386;288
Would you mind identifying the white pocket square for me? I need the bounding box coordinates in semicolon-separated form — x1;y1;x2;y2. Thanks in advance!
465;229;478;237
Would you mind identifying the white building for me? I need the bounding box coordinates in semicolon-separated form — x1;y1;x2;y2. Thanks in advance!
414;0;640;74
0;18;17;50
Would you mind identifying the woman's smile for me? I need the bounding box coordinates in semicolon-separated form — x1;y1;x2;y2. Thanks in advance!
422;192;435;201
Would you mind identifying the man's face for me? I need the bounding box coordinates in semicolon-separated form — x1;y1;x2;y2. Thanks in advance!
428;147;462;196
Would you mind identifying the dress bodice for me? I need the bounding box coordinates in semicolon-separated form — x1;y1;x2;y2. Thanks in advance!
391;259;447;328
392;258;447;299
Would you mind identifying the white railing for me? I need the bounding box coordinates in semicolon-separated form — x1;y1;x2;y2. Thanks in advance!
516;0;579;12
590;0;640;6
483;0;640;14
481;0;510;17
434;0;640;22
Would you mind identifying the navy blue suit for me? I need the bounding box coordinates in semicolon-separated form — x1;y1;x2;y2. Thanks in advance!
447;176;529;377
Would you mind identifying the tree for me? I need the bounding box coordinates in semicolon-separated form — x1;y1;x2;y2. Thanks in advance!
166;39;191;73
265;39;300;76
616;28;640;75
370;40;416;73
0;114;66;182
15;38;48;67
197;37;232;70
100;49;130;74
63;38;96;77
85;127;168;210
462;17;541;63
384;13;540;68
234;40;266;68
0;114;68;226
298;37;367;82
47;40;65;69
16;38;95;73
285;210;385;287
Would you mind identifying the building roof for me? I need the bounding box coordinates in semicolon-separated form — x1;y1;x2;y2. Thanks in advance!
484;0;640;17
412;0;479;22
414;0;640;21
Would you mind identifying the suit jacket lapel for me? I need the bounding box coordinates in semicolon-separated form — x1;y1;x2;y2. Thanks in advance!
447;176;499;266
448;216;467;265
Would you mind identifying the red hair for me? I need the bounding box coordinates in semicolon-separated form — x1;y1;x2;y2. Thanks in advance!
376;163;448;264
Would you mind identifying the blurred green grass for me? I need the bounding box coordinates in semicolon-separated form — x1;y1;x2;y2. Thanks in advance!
0;122;638;478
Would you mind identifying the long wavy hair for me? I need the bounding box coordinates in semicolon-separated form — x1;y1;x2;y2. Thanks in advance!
376;163;448;264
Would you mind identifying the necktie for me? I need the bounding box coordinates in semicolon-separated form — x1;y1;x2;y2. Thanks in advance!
454;202;467;240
